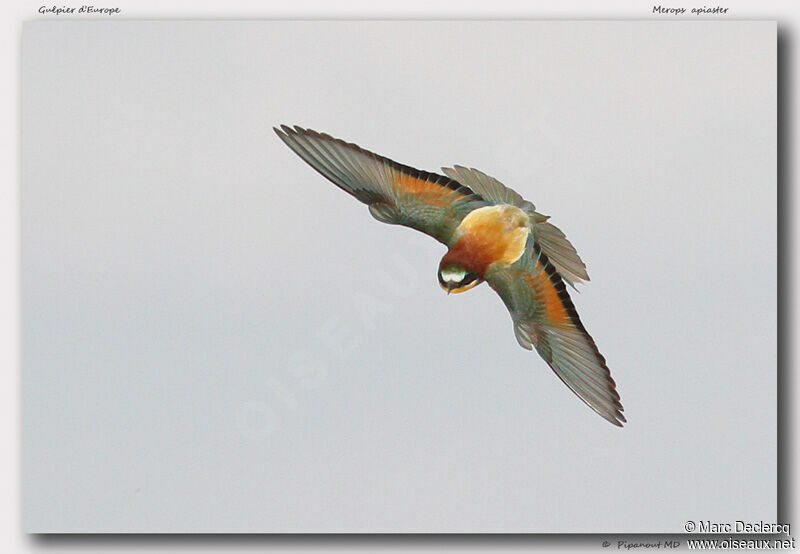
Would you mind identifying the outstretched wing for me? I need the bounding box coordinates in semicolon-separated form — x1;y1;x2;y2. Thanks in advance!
275;126;488;246
485;237;625;426
442;165;589;288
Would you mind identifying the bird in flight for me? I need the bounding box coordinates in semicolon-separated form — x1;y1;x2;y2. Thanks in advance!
274;125;625;427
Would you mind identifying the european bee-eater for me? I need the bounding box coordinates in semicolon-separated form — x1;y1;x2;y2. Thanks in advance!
275;125;625;427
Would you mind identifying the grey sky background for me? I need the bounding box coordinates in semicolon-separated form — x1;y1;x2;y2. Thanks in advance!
22;21;776;532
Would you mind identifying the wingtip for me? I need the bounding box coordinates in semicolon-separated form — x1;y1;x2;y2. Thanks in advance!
276;124;320;142
580;402;627;427
274;124;297;139
610;407;626;427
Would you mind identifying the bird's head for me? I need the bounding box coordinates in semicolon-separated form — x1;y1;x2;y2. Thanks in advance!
438;263;482;294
